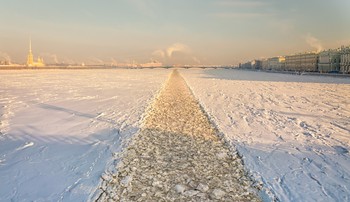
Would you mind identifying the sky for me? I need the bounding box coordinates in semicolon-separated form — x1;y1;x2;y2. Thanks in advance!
0;0;350;65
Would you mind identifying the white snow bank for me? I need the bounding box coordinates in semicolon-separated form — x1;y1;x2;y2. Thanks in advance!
181;69;350;202
0;69;170;201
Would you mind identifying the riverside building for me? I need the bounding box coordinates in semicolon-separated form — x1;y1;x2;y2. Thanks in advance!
340;46;350;74
318;49;341;73
267;56;285;70
285;52;318;72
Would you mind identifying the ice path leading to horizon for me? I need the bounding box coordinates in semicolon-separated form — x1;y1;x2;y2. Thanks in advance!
96;70;261;201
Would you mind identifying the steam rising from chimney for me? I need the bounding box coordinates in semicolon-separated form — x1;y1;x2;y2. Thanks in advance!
0;52;11;63
306;34;323;52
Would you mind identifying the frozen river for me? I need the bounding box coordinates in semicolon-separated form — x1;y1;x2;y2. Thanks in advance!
0;68;349;201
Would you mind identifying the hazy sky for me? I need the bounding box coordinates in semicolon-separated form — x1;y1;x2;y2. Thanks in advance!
0;0;349;65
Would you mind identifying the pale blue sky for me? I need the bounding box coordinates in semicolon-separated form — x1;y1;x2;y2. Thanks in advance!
0;0;349;65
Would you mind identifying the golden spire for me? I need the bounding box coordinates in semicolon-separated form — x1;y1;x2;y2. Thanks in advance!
29;37;32;53
27;38;34;66
26;38;45;67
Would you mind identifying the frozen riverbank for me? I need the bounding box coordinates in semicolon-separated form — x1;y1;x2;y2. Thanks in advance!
181;69;350;201
0;69;170;201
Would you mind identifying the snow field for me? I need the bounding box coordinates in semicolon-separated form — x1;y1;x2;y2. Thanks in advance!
0;69;170;201
181;69;350;202
1;68;349;201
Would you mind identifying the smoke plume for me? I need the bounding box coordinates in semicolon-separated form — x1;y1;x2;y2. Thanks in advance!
305;34;323;52
0;52;11;63
41;53;59;64
166;43;190;57
152;43;191;59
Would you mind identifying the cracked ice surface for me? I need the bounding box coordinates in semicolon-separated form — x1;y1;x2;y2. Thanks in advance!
0;69;170;201
97;70;261;201
181;68;350;202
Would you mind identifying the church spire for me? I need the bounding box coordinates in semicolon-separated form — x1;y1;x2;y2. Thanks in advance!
29;38;32;53
27;38;34;66
26;38;45;67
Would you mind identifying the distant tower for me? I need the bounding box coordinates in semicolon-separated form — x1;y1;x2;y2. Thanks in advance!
27;39;34;66
25;38;45;67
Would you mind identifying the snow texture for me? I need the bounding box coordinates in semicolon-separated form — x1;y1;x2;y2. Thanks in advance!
181;69;350;202
1;68;349;202
0;69;170;201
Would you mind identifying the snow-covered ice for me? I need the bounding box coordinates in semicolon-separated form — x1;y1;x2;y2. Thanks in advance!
0;69;170;201
181;69;350;202
1;68;349;201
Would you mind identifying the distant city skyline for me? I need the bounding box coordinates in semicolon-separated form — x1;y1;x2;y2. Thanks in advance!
1;0;350;65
